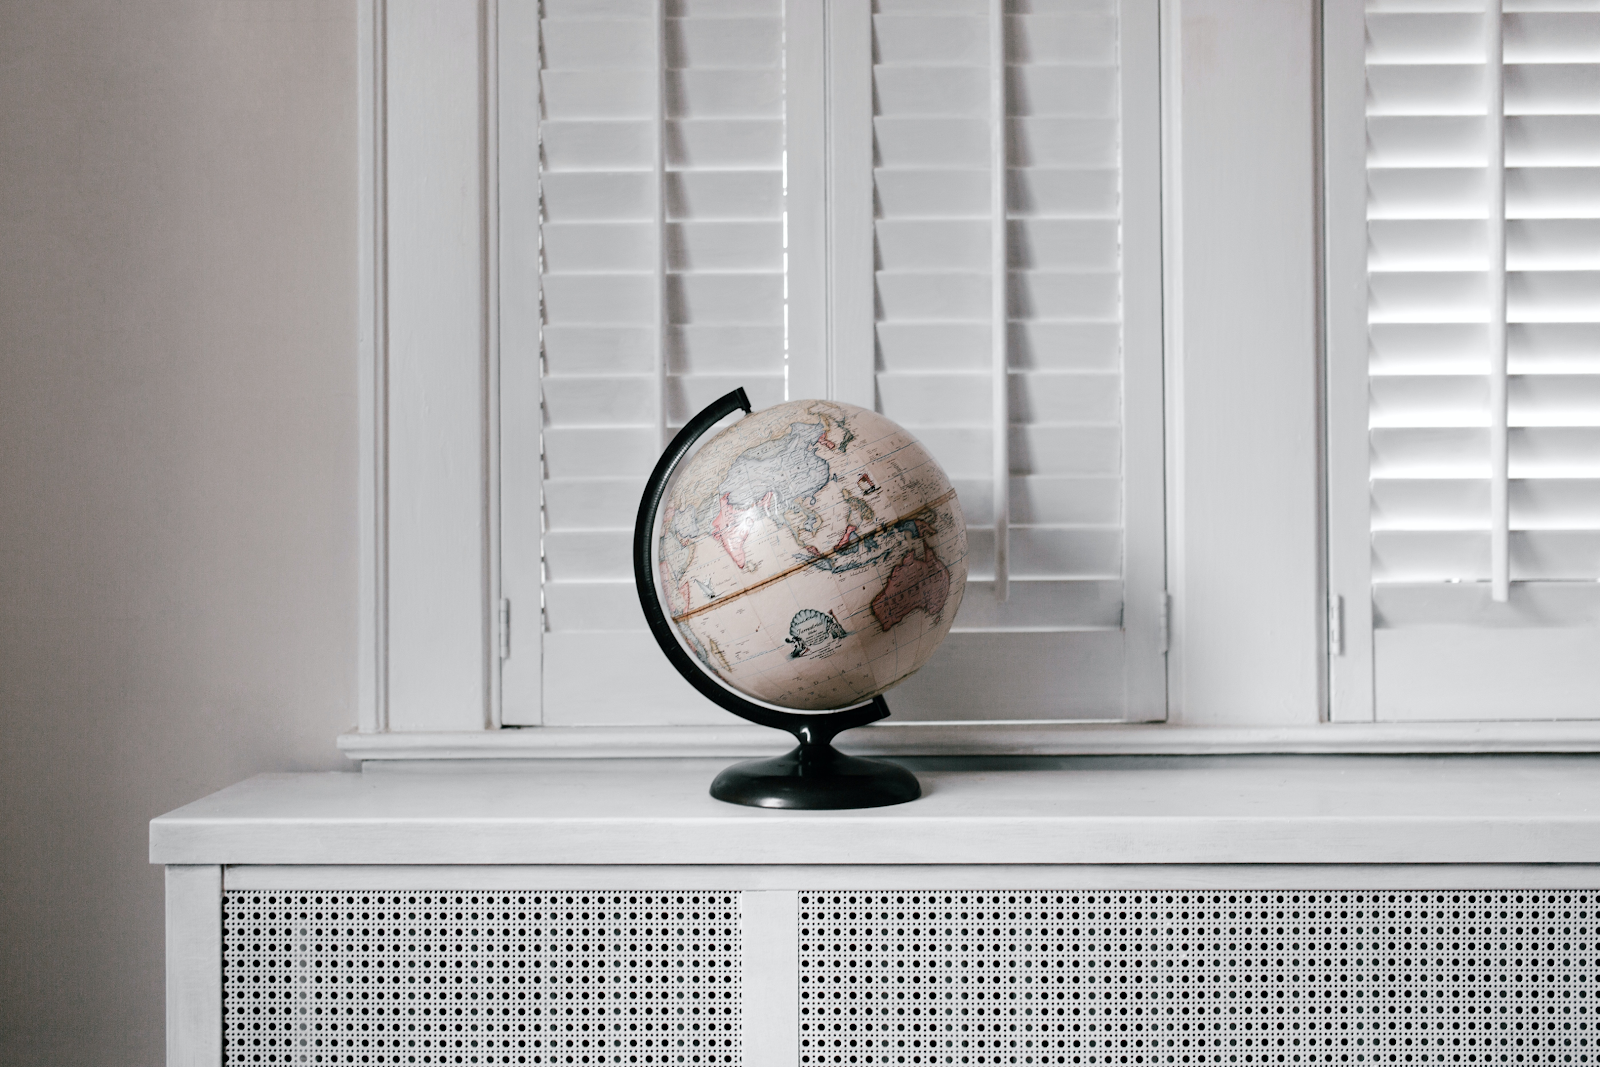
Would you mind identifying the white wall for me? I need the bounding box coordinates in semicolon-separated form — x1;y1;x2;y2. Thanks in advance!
0;2;358;1063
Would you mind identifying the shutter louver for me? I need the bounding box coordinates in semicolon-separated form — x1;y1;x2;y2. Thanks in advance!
531;0;786;724
1348;0;1600;719
872;0;1163;719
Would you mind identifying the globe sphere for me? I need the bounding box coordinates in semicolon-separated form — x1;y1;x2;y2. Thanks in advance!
655;399;968;712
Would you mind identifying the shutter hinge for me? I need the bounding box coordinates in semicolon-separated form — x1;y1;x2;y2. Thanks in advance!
498;598;512;660
1158;591;1171;655
1328;594;1345;657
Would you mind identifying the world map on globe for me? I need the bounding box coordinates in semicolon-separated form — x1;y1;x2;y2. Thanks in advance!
656;399;968;712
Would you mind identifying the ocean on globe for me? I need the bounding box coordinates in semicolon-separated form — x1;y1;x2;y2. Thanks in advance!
656;399;968;712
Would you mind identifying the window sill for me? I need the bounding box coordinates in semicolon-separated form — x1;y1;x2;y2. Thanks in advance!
336;719;1600;763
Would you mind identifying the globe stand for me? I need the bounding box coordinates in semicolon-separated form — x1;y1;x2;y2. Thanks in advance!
709;704;922;810
634;388;922;810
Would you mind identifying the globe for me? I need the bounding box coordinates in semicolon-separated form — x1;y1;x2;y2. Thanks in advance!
655;399;968;712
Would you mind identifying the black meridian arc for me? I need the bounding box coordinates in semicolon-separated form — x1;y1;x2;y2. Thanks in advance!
632;388;920;809
631;388;889;738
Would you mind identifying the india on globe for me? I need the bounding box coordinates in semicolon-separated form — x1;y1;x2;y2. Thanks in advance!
655;399;968;712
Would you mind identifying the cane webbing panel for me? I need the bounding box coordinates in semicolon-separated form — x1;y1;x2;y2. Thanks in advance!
798;890;1598;1066
221;891;740;1066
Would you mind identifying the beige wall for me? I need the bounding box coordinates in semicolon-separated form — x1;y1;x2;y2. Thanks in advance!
0;2;358;1063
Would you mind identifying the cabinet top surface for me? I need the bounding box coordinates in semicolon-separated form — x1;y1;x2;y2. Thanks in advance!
149;755;1600;866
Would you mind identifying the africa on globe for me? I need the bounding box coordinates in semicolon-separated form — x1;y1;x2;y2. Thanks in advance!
655;399;968;712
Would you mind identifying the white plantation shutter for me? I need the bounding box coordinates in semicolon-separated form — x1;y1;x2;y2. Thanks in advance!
1327;0;1600;721
512;0;787;725
870;0;1167;720
507;0;1164;727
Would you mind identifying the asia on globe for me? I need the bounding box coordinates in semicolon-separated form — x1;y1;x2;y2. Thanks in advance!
654;399;969;712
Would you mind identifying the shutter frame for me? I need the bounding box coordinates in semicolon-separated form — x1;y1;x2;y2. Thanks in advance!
508;0;1169;728
872;0;1168;722
1326;0;1600;723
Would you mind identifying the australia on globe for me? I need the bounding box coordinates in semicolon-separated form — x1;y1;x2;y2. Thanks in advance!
656;399;968;712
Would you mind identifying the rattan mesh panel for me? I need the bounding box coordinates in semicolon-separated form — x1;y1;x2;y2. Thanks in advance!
798;891;1597;1066
222;891;740;1066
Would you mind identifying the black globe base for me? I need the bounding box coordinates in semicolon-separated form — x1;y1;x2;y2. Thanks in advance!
710;741;921;810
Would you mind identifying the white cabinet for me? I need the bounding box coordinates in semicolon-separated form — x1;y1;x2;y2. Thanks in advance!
152;757;1600;1066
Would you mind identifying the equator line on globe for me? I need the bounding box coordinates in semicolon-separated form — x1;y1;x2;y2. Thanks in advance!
656;397;968;712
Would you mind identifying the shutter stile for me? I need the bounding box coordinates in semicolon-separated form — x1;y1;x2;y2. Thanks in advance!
537;0;786;723
990;0;1012;602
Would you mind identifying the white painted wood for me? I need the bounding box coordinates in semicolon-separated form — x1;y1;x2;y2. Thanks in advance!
1158;0;1189;724
385;0;489;732
867;0;1166;722
1323;0;1376;723
889;630;1132;721
741;891;799;1067
1359;7;1600;604
652;0;667;452
224;863;1600;892
988;0;1010;602
1376;624;1600;720
1323;0;1600;724
497;0;542;726
165;865;221;1067
1119;0;1169;720
541;631;724;725
534;3;788;724
356;0;387;734
826;1;874;409
367;0;1595;743
1165;0;1323;726
1487;0;1510;602
484;0;503;729
151;757;1600;866
785;0;828;405
339;719;1600;759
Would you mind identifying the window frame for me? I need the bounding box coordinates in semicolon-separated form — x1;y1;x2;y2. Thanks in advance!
344;0;1600;761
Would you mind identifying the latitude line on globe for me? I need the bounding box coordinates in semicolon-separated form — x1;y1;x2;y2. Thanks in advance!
668;486;959;625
